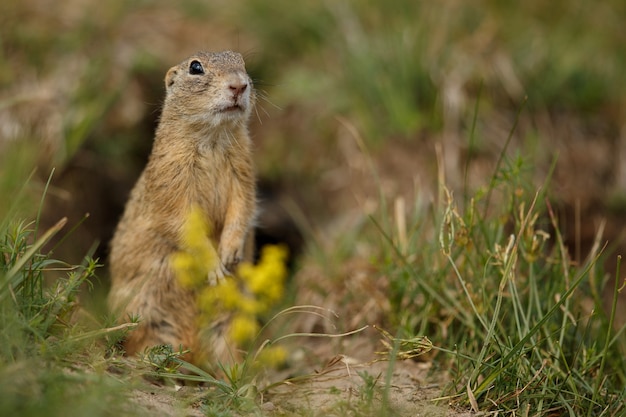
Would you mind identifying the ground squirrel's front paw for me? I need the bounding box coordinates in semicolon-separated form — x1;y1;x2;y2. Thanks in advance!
219;245;243;274
207;262;228;286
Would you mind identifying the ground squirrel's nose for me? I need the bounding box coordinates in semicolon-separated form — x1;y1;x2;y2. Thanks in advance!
229;82;248;99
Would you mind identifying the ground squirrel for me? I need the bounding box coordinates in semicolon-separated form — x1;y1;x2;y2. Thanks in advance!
108;51;257;364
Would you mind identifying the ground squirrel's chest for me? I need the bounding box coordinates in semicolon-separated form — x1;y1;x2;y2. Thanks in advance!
139;148;237;227
193;152;238;209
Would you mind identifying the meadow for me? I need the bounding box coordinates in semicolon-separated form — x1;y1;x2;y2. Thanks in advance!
1;1;625;415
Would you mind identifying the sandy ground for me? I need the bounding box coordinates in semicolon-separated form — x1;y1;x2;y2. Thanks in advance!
129;336;475;416
130;361;470;417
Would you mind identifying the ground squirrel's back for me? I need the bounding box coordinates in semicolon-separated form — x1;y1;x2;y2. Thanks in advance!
108;51;257;365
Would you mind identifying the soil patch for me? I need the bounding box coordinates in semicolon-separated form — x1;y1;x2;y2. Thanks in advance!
129;336;472;416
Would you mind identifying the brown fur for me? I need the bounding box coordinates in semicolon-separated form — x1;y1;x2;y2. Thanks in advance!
108;51;256;364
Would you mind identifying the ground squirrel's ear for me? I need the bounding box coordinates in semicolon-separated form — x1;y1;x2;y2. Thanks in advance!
165;68;178;88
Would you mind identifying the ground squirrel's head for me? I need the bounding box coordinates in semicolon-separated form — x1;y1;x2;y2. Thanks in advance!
162;51;255;128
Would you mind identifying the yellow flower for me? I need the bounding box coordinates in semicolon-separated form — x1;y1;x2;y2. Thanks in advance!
171;252;195;288
255;345;288;368
214;279;241;310
229;314;260;345
171;205;219;289
173;221;290;352
196;285;219;317
238;244;288;311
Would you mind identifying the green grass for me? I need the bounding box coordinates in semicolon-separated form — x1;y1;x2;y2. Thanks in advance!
373;146;626;415
0;209;140;416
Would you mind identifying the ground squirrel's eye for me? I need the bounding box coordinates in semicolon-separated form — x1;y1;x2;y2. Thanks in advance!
189;60;204;75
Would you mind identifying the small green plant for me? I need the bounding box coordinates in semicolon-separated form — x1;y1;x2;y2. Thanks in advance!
0;215;143;416
357;370;381;406
1;218;106;335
